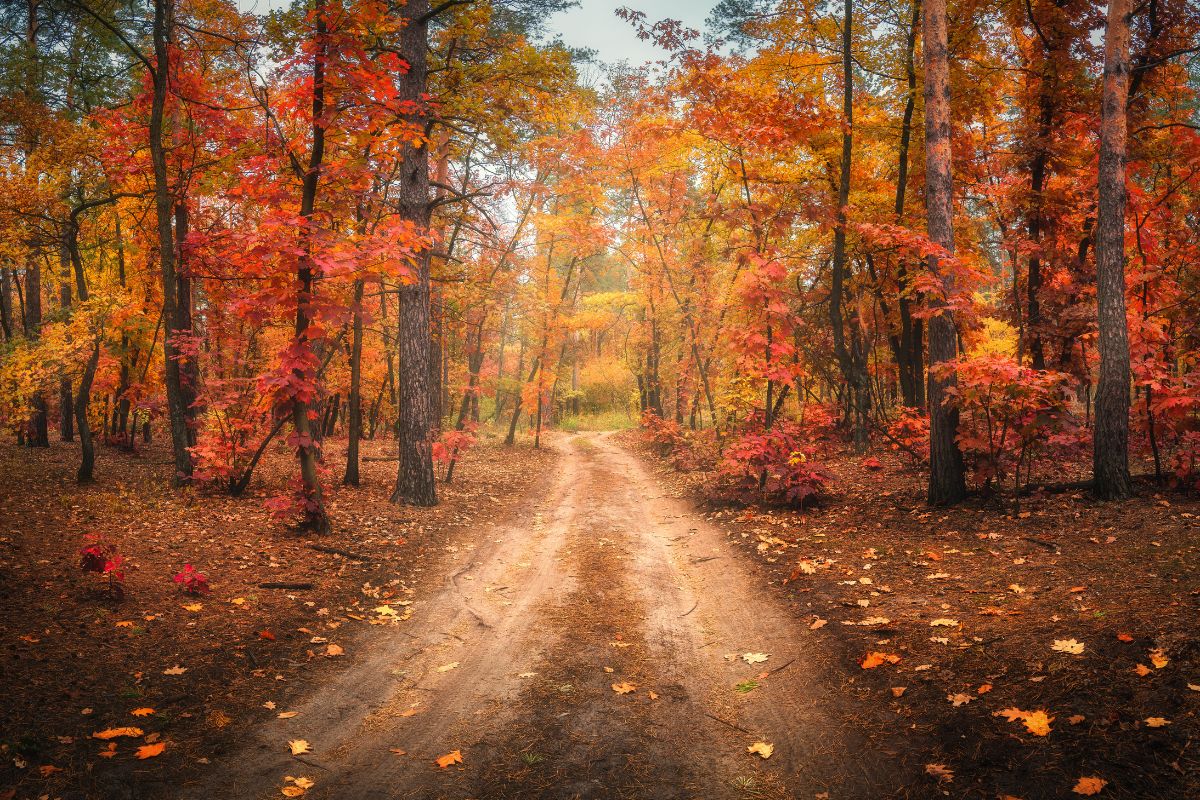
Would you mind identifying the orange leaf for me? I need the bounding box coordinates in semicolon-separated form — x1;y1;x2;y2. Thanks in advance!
136;742;165;759
860;652;900;669
92;727;144;740
1072;776;1107;795
435;750;462;768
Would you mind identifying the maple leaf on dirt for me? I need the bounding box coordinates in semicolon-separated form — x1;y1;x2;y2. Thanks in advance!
809;618;828;630
947;693;974;707
741;652;769;664
1072;776;1107;795
860;652;900;669
611;682;636;694
994;708;1053;736
1144;717;1171;728
289;739;311;756
437;662;459;672
925;763;954;782
747;741;774;759
325;644;344;657
436;750;463;768
930;618;959;627
130;708;155;717
92;727;144;740
136;742;165;759
162;665;187;675
1149;648;1169;668
1051;639;1085;655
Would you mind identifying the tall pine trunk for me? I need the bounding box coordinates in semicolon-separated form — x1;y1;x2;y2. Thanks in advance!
923;0;967;505
391;0;438;507
1093;0;1133;499
344;278;365;486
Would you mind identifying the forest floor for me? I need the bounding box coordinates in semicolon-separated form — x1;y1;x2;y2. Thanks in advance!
2;429;1199;800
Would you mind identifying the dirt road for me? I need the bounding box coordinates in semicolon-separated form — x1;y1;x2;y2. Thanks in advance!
188;432;876;799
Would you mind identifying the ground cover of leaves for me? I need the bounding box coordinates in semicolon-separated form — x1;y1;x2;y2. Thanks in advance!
0;432;552;800
628;432;1200;800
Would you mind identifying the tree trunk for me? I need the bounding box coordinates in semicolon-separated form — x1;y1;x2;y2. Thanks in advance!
1093;0;1133;499
390;0;438;507
150;0;192;483
0;267;13;340
923;0;967;505
24;250;48;446
344;279;365;486
828;0;870;449
175;201;199;444
290;0;331;533
58;228;73;441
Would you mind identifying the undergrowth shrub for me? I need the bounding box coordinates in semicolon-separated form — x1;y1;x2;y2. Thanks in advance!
716;415;832;508
79;534;125;599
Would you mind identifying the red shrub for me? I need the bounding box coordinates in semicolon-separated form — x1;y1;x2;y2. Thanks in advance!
640;411;686;455
79;535;125;599
717;416;832;508
887;407;930;465
173;563;211;595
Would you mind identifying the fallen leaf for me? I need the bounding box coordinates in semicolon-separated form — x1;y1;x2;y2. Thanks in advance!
1134;664;1152;677
325;644;344;657
130;708;155;717
278;711;299;719
930;618;959;627
1149;648;1169;669
115;621;134;628
1051;639;1085;655
97;743;118;758
1072;776;1107;795
281;788;305;798
259;630;276;641
747;741;774;759
994;708;1053;736
977;683;993;695
162;665;187;675
437;661;459;672
435;750;463;768
741;652;769;664
390;748;406;756
398;708;421;717
809;618;828;630
860;652;901;669
38;765;62;777
1145;717;1171;728
182;603;203;612
291;777;314;789
647;691;659;700
92;727;144;740
947;693;974;707
925;763;954;782
136;742;165;759
891;687;907;697
1117;632;1134;642
611;682;636;694
289;739;311;756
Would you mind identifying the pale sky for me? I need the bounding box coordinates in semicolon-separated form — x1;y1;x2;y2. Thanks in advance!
232;0;716;65
549;1;715;64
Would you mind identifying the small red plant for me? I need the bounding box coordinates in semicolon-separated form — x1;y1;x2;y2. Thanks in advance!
173;563;211;595
717;415;833;508
640;411;686;455
79;534;126;599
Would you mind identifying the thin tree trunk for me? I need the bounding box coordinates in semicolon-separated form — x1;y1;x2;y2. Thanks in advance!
1093;0;1133;499
344;279;365;486
59;227;73;441
923;0;967;505
150;0;192;482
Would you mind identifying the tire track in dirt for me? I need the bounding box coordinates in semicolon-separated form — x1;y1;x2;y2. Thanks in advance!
186;432;881;799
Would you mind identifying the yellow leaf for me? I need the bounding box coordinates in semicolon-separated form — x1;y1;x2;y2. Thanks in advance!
1134;664;1152;677
1072;776;1107;795
278;711;299;719
136;742;165;759
611;682;636;694
1051;639;1085;655
92;727;144;740
741;652;769;665
436;661;458;672
435;750;462;768
930;618;959;627
163;665;187;675
230;597;246;605
115;621;134;628
947;693;974;707
809;618;828;630
1149;648;1169;669
1021;711;1053;736
647;691;659;700
1145;717;1171;728
291;777;314;789
182;603;203;612
289;739;311;756
326;644;344;657
130;708;155;717
746;741;773;759
280;787;305;797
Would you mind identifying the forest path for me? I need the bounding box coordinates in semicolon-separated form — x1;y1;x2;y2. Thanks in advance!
187;432;867;799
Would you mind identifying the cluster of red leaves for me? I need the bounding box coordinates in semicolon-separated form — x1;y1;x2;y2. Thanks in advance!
717;414;833;508
79;534;125;598
172;564;211;596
